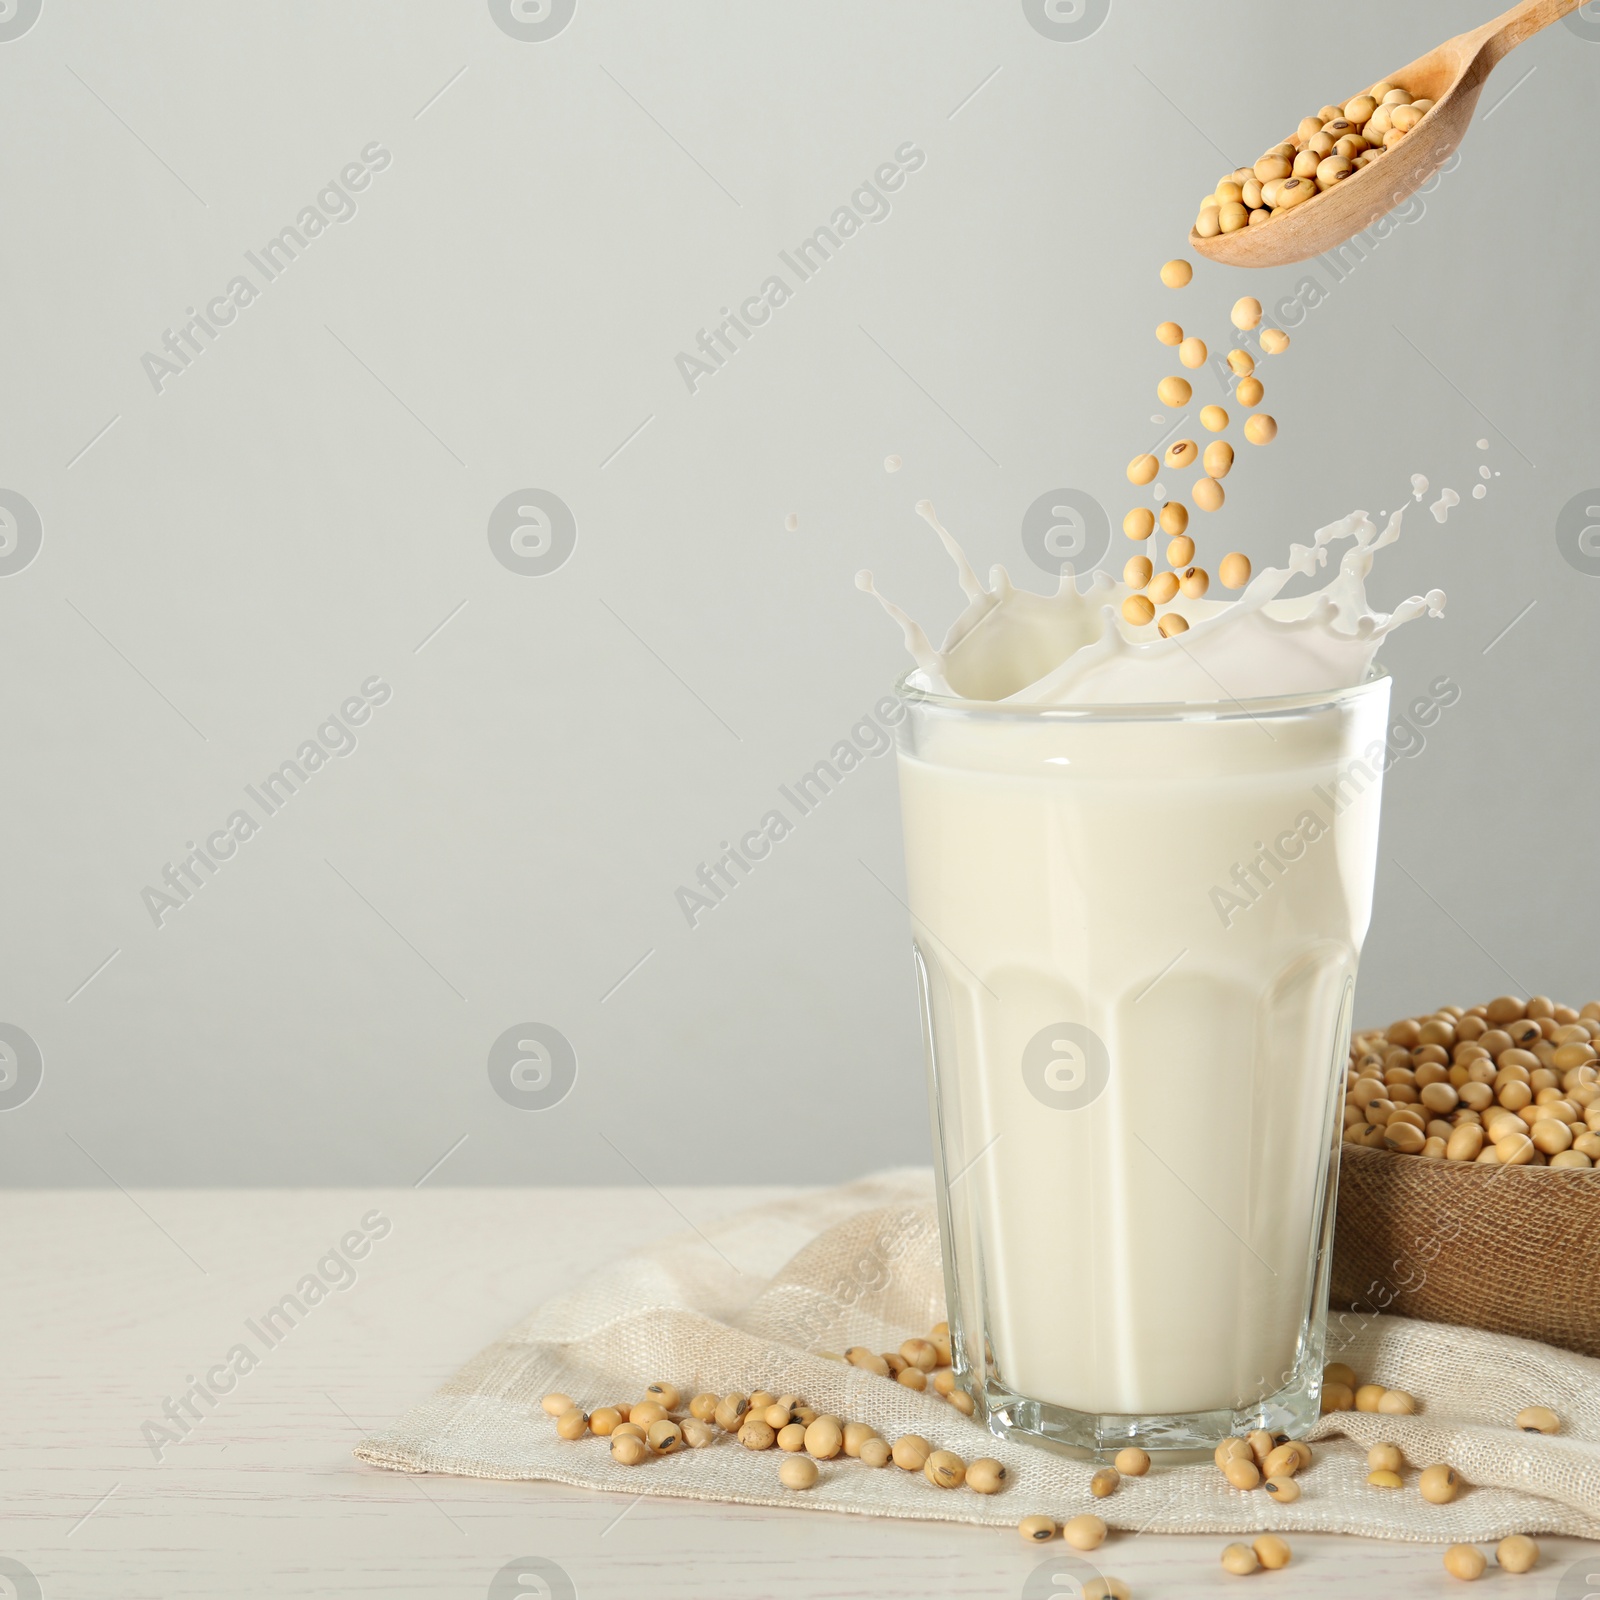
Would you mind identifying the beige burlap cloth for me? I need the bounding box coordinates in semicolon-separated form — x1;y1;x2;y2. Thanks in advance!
355;1170;1600;1541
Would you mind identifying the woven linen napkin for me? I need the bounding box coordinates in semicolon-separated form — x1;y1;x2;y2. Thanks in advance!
355;1169;1600;1540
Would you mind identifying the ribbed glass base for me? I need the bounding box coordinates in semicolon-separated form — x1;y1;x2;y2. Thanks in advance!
976;1362;1323;1459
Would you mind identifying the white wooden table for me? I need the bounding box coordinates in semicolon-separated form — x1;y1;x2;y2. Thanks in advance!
4;1188;1593;1597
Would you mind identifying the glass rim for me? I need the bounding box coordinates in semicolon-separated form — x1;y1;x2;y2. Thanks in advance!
893;664;1390;724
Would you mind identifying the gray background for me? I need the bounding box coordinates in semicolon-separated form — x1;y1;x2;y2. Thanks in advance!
2;0;1596;1187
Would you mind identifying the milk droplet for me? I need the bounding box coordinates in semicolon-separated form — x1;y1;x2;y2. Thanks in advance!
1152;482;1166;499
1411;474;1429;501
1472;485;1487;499
1476;439;1489;450
884;455;902;473
1430;488;1460;524
785;512;799;532
1151;414;1166;424
1479;465;1491;480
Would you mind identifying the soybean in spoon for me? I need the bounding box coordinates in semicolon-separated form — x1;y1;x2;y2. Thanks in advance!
1190;0;1581;268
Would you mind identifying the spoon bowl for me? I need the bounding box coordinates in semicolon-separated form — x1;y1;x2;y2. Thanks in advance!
1191;0;1579;269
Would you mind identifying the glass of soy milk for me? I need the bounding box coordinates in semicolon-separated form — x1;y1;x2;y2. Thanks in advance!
893;671;1391;1455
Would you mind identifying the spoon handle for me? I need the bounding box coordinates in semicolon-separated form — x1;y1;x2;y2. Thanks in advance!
1478;0;1582;65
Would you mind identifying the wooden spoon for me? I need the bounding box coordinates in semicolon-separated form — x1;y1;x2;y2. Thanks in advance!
1190;0;1579;269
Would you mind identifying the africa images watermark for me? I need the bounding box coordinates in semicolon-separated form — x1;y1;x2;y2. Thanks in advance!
0;0;42;43
1330;1209;1465;1354
673;694;905;926
488;1558;577;1600
1241;151;1463;353
139;675;392;927
1020;487;1112;578
1022;1020;1111;1112
1209;674;1460;928
1567;0;1600;40
1021;0;1111;43
487;487;577;576
140;141;392;393
673;140;926;395
0;486;43;578
1235;1204;1465;1417
1557;488;1600;578
487;1021;578;1111
487;0;576;42
140;1208;392;1460
0;1022;44;1113
757;1209;940;1369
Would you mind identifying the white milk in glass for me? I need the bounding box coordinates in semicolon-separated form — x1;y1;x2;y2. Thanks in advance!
899;694;1386;1416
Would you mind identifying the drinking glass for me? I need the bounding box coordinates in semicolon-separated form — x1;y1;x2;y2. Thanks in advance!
893;671;1392;1455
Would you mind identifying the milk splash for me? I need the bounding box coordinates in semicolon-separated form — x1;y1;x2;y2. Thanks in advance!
858;500;1445;707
